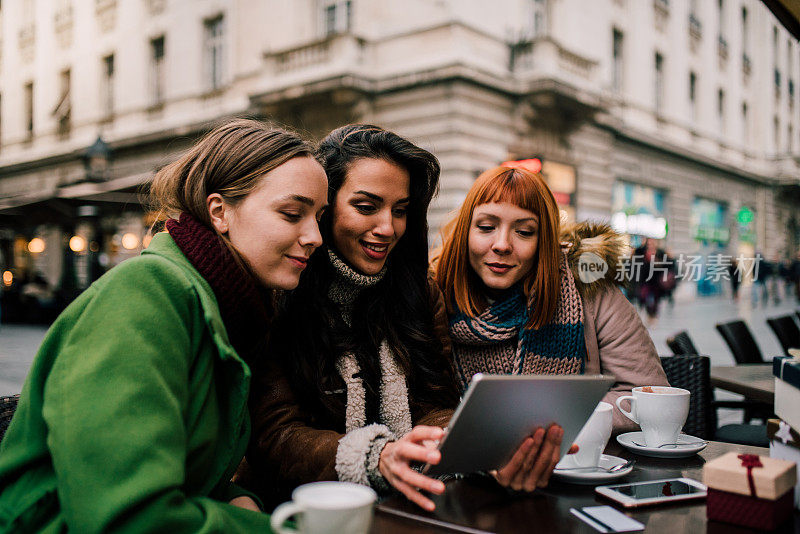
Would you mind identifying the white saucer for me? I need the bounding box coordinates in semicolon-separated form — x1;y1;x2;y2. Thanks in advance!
616;432;707;458
552;454;633;485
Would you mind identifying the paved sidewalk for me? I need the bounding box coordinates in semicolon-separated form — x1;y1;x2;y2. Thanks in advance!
0;324;48;396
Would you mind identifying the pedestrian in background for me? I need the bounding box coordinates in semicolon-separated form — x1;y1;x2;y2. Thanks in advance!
634;238;666;325
0;120;328;532
728;258;741;302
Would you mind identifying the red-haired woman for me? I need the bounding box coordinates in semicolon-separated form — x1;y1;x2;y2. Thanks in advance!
434;166;668;491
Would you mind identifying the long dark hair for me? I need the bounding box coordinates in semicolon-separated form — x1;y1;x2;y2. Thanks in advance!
269;124;459;417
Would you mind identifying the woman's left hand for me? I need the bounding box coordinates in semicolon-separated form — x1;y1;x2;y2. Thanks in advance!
490;424;577;492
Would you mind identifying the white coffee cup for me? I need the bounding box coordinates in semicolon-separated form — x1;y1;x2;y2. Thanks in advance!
270;481;376;534
615;386;690;447
559;402;613;468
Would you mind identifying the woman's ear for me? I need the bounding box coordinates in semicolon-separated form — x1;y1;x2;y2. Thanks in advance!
207;193;229;234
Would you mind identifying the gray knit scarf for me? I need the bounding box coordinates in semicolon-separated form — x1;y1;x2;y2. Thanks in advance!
327;248;386;326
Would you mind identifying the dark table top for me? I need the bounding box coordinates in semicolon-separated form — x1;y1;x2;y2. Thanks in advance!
372;441;800;533
710;364;774;404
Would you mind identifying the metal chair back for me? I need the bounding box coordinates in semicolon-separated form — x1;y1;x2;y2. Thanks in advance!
0;395;20;444
659;355;714;439
666;331;699;356
715;320;765;364
766;315;800;355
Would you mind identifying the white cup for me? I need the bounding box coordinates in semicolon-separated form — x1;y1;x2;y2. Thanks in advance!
270;481;377;534
615;386;690;447
559;402;613;468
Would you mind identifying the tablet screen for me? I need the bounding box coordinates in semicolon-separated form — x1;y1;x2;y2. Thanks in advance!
613;479;704;500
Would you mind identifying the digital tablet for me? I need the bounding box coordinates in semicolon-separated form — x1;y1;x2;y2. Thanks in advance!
596;478;707;508
424;373;614;476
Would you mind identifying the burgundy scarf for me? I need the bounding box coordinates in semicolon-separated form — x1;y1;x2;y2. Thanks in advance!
166;213;271;364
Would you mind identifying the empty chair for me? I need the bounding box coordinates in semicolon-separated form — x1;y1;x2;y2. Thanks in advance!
767;315;800;355
0;395;20;444
666;331;699;356
715;320;765;365
659;355;768;447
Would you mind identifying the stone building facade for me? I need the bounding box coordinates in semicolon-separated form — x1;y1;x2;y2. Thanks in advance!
1;0;798;303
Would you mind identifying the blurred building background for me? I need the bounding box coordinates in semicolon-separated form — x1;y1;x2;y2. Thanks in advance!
1;0;799;320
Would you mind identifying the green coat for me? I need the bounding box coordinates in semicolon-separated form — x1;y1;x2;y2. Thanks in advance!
0;233;273;533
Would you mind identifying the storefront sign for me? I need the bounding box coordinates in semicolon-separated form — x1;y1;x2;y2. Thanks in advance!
610;212;668;239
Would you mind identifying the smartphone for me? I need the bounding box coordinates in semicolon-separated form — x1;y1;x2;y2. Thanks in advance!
596;478;707;508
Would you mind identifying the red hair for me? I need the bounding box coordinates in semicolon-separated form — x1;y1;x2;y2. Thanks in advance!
434;166;562;329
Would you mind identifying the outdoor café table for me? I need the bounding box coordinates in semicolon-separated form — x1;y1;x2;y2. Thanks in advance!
710;363;775;405
371;441;800;533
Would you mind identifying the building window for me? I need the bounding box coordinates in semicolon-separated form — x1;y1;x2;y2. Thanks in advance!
532;0;547;37
24;82;33;139
323;1;351;36
741;6;749;69
654;52;664;114
204;16;224;91
774;116;780;154
101;54;114;118
54;69;71;137
0;93;3;152
717;88;725;135
788;123;793;153
741;101;748;146
150;36;165;104
612;29;623;93
689;71;697;123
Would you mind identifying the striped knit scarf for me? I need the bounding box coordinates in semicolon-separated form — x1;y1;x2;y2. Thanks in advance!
449;252;586;391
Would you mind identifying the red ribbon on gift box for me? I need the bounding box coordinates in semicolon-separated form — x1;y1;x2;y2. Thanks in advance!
737;454;763;497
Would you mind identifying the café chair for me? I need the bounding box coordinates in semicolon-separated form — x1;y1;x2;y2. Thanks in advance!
715;320;765;365
659;355;768;447
766;315;800;356
666;330;700;356
0;394;20;444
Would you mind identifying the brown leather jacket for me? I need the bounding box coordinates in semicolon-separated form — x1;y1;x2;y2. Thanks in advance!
235;278;456;510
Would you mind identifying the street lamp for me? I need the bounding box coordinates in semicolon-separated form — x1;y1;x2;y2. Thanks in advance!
83;135;111;183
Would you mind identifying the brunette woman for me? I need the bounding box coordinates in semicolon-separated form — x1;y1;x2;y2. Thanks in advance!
0;120;327;532
237;125;460;512
434;166;669;488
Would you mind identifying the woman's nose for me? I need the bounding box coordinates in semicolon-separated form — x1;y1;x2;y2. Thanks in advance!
300;219;323;249
491;233;512;254
372;210;394;237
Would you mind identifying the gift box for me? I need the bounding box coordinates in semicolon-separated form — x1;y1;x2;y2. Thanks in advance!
768;418;800;510
773;355;800;431
704;452;797;530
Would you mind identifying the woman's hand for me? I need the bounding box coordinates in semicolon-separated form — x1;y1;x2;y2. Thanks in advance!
228;496;261;512
491;425;577;492
379;425;446;511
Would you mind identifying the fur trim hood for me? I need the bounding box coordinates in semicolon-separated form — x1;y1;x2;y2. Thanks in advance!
560;222;630;301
